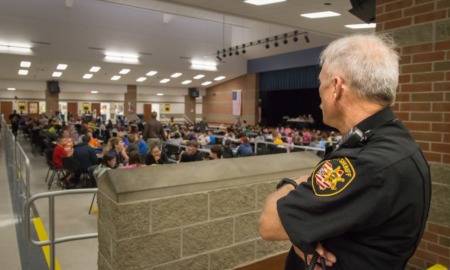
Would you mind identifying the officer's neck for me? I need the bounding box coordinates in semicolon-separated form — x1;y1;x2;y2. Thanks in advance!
338;98;385;134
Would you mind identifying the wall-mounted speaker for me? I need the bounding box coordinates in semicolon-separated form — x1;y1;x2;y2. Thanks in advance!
47;80;60;93
349;0;375;23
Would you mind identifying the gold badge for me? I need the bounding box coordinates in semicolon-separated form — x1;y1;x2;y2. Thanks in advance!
312;157;356;197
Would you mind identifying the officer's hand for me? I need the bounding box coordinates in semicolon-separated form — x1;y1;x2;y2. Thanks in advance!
293;244;336;269
294;175;309;185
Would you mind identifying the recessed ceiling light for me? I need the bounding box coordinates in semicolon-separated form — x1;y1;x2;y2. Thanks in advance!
181;80;192;85
191;60;217;71
146;70;158;76
91;91;98;94
156;93;164;96
193;74;205;79
52;71;62;77
201;81;212;86
345;23;376;29
160;78;170;84
136;77;147;82
83;74;93;79
111;75;121;80
171;72;182;78
300;11;340;19
7;87;16;91
105;51;139;63
0;43;32;54
244;0;286;6
119;69;130;74
214;76;226;81
89;66;101;72
18;69;28;75
56;64;67;70
20;61;31;68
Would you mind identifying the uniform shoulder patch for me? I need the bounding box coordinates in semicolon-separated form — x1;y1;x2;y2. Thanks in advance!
312;157;356;197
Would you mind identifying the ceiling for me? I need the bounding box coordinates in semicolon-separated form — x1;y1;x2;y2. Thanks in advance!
0;0;374;94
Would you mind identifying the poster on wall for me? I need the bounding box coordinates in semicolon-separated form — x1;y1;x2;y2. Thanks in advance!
18;101;27;113
232;89;242;116
163;104;171;112
127;102;135;114
29;102;38;114
83;102;90;113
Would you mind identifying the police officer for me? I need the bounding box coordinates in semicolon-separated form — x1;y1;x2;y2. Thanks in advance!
259;34;431;270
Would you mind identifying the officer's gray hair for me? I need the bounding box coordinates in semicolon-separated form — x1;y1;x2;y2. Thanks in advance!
320;33;399;107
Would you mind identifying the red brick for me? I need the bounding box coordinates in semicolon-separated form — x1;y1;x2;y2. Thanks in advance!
408;257;426;269
431;143;450;153
392;103;400;111
378;0;402;4
399;74;412;83
396;111;410;121
434;82;450;92
404;3;435;16
376;5;384;13
417;141;430;151
427;242;450;257
433;102;450;112
423;231;440;243
432;123;450;133
437;0;450;8
404;121;431;131
401;83;432;92
412;72;445;82
444;154;450;164
415;10;447;24
386;0;413;12
385;17;413;30
400;54;412;65
438;256;450;268
414;248;439;262
434;61;450;71
428;223;450;237
439;236;450;248
403;43;434;55
447;71;450;80
411;112;443;122
435;40;450;51
424;151;442;162
445;113;450;122
402;63;432;73
412;92;444;102
413;52;446;63
377;10;403;23
411;131;442;142
400;102;431;111
396;93;411;102
416;0;439;3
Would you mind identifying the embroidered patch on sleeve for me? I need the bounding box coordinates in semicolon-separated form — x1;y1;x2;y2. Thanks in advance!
312;157;356;197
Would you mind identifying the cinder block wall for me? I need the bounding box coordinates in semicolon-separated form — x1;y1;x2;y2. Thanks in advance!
376;0;450;268
97;152;320;270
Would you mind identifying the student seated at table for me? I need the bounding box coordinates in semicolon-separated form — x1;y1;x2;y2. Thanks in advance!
209;144;223;160
236;137;253;157
108;137;129;168
71;135;99;188
123;151;146;168
145;145;169;165
93;153;116;180
126;134;139;155
178;141;204;163
223;139;234;159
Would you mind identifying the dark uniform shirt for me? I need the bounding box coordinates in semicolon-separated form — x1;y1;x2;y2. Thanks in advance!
277;107;431;270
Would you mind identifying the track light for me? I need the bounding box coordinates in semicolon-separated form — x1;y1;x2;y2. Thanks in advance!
215;30;309;58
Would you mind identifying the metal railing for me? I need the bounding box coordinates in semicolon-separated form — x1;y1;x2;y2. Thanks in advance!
25;189;98;270
16;142;31;199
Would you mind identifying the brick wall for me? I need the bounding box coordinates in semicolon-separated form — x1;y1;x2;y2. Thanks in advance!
376;0;450;268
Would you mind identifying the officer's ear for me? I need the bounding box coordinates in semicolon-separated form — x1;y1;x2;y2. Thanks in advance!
333;76;344;99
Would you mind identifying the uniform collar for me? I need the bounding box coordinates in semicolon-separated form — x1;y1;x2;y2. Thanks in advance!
354;107;397;134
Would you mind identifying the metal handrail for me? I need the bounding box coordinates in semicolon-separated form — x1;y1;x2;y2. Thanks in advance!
254;141;325;154
25;189;99;270
15;142;31;200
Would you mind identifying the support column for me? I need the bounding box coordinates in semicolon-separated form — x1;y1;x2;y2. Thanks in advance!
124;85;137;121
184;95;196;124
45;90;59;115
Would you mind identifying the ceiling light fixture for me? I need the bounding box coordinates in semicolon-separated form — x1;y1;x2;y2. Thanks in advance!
56;64;68;70
156;93;164;96
171;72;182;78
0;42;32;54
136;77;147;82
345;23;376;29
182;80;192;85
52;71;62;77
7;88;16;91
111;75;121;80
20;61;31;68
300;11;340;19
91;91;98;94
244;0;286;6
146;70;158;76
89;66;101;72
214;76;226;81
119;69;130;74
105;52;139;63
191;60;217;71
201;81;212;86
193;74;205;79
18;69;28;75
160;78;170;83
217;30;309;57
83;74;93;79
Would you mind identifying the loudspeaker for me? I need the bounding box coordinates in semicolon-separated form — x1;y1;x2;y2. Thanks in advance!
47;81;60;93
188;88;199;98
349;0;375;23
